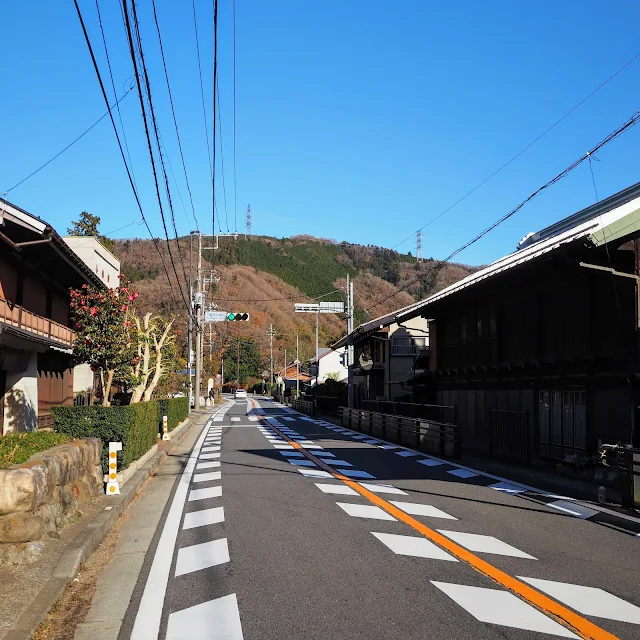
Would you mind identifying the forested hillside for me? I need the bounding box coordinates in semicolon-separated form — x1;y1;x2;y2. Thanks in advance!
113;234;476;374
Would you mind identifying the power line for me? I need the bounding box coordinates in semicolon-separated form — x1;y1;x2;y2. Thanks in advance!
191;0;213;181
72;0;179;311
151;0;199;232
391;50;640;252
367;107;640;313
232;0;238;234
216;77;230;234
122;0;192;317
3;88;132;194
95;0;136;190
212;0;219;240
212;288;342;303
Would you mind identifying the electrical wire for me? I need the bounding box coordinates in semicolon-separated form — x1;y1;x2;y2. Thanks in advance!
3;88;132;194
215;76;230;234
95;0;137;191
212;0;219;240
151;0;199;232
232;0;238;234
211;288;342;303
391;50;640;252
367;107;640;313
122;0;193;318
72;0;179;311
191;0;213;180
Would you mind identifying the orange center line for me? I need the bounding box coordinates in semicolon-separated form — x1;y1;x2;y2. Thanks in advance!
262;412;618;640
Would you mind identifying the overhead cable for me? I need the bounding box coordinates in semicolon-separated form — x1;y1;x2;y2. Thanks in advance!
368;107;640;313
391;50;640;252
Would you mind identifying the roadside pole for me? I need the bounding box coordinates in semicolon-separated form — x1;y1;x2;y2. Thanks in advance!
347;274;354;409
194;232;203;409
187;234;194;409
315;308;319;387
269;323;275;396
296;333;300;397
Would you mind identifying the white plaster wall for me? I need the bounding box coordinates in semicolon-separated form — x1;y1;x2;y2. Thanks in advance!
318;348;347;383
73;363;94;393
2;352;38;433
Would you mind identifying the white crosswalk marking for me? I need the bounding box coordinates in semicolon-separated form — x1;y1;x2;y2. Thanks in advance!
183;506;225;530
372;532;458;561
447;469;480;479
175;538;230;576
359;483;408;496
288;460;317;467
431;582;578;638
518;577;640;624
389;501;457;520
297;468;333;478
166;594;244;640
193;471;222;482
418;458;445;467
340;469;376;479
437;530;536;559
310;450;335;457
314;483;359;495
323;459;353;467
189;486;222;501
335;502;396;520
196;461;221;470
279;451;305;457
396;450;419;457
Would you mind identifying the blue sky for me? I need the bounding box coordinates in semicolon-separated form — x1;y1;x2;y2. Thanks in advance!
1;0;639;266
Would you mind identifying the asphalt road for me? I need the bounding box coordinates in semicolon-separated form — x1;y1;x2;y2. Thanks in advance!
117;396;640;640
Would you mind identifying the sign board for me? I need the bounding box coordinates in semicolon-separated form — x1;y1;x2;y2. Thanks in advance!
295;302;344;314
215;374;222;384
319;301;344;313
205;311;228;322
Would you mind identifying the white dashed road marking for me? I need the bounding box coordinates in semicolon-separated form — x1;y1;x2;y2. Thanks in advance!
193;471;222;483
359;483;408;496
372;532;459;561
182;506;225;530
335;502;397;520
175;538;230;576
430;582;578;638
166;594;244;640
389;501;458;520
447;469;480;479
314;483;359;495
437;530;536;559
189;486;222;502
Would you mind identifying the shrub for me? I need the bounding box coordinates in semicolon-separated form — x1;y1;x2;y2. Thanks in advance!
52;402;160;472
0;432;71;469
157;397;189;431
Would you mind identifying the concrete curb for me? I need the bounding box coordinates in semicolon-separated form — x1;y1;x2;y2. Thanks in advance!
4;414;196;640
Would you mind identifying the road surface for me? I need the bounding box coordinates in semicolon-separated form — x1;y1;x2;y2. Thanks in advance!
100;396;640;639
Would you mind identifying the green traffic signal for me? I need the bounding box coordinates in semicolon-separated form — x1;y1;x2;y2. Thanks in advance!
227;312;249;321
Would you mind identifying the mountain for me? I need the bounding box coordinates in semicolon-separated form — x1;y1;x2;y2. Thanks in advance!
113;234;476;368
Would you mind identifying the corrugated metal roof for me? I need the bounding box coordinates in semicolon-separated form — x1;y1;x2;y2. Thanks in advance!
333;182;640;348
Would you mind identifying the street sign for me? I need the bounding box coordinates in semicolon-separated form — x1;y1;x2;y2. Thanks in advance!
294;302;344;314
319;301;344;313
205;311;228;322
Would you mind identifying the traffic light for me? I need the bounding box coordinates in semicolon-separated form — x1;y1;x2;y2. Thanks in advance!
339;352;347;367
227;312;249;321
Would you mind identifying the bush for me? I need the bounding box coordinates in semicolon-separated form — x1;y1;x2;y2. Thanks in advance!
157;397;189;431
52;402;160;473
0;432;71;469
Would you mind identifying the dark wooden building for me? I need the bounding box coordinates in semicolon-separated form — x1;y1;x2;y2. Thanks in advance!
399;183;640;461
0;199;104;433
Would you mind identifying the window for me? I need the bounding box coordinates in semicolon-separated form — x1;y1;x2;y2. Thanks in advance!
101;270;104;278
107;274;110;282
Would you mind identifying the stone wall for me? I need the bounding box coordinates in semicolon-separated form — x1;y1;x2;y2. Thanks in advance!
0;438;102;564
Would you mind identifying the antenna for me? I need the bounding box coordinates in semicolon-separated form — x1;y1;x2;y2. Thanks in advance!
416;229;423;262
246;204;252;238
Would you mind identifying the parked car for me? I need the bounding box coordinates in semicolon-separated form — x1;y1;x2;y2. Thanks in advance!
235;388;247;399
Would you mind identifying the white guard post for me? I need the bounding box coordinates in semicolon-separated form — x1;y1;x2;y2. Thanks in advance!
105;441;123;495
162;415;170;441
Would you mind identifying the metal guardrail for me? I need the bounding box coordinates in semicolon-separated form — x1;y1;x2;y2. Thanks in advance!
338;406;460;459
490;410;529;462
0;298;74;347
292;398;315;416
362;399;457;424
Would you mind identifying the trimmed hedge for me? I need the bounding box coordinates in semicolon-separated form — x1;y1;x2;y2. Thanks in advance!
0;432;71;469
158;397;189;431
52;402;160;473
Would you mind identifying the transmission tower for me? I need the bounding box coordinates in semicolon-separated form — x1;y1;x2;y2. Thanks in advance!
246;204;252;238
416;229;423;262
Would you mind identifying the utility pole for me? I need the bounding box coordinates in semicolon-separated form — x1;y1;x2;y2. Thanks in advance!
187;233;194;408
268;323;275;395
194;231;203;409
347;274;355;408
237;338;240;387
315;308;319;388
296;333;300;397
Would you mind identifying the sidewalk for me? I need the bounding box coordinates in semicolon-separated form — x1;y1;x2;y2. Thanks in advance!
0;411;205;640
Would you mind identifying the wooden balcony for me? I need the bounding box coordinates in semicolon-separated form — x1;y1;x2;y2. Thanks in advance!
0;298;74;347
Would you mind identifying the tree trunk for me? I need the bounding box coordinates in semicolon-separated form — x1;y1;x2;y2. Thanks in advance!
130;313;152;403
143;319;174;401
102;369;114;407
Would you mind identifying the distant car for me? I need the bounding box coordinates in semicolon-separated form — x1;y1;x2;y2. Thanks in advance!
235;389;247;398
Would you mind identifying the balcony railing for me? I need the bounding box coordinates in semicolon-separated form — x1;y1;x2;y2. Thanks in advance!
0;298;74;347
391;344;422;357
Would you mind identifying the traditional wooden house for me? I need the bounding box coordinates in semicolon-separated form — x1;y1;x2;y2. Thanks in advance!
0;199;104;433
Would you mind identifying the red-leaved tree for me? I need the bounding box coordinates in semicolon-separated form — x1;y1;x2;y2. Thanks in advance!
70;278;139;406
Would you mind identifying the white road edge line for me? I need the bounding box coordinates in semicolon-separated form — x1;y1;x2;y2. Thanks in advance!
130;403;229;640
